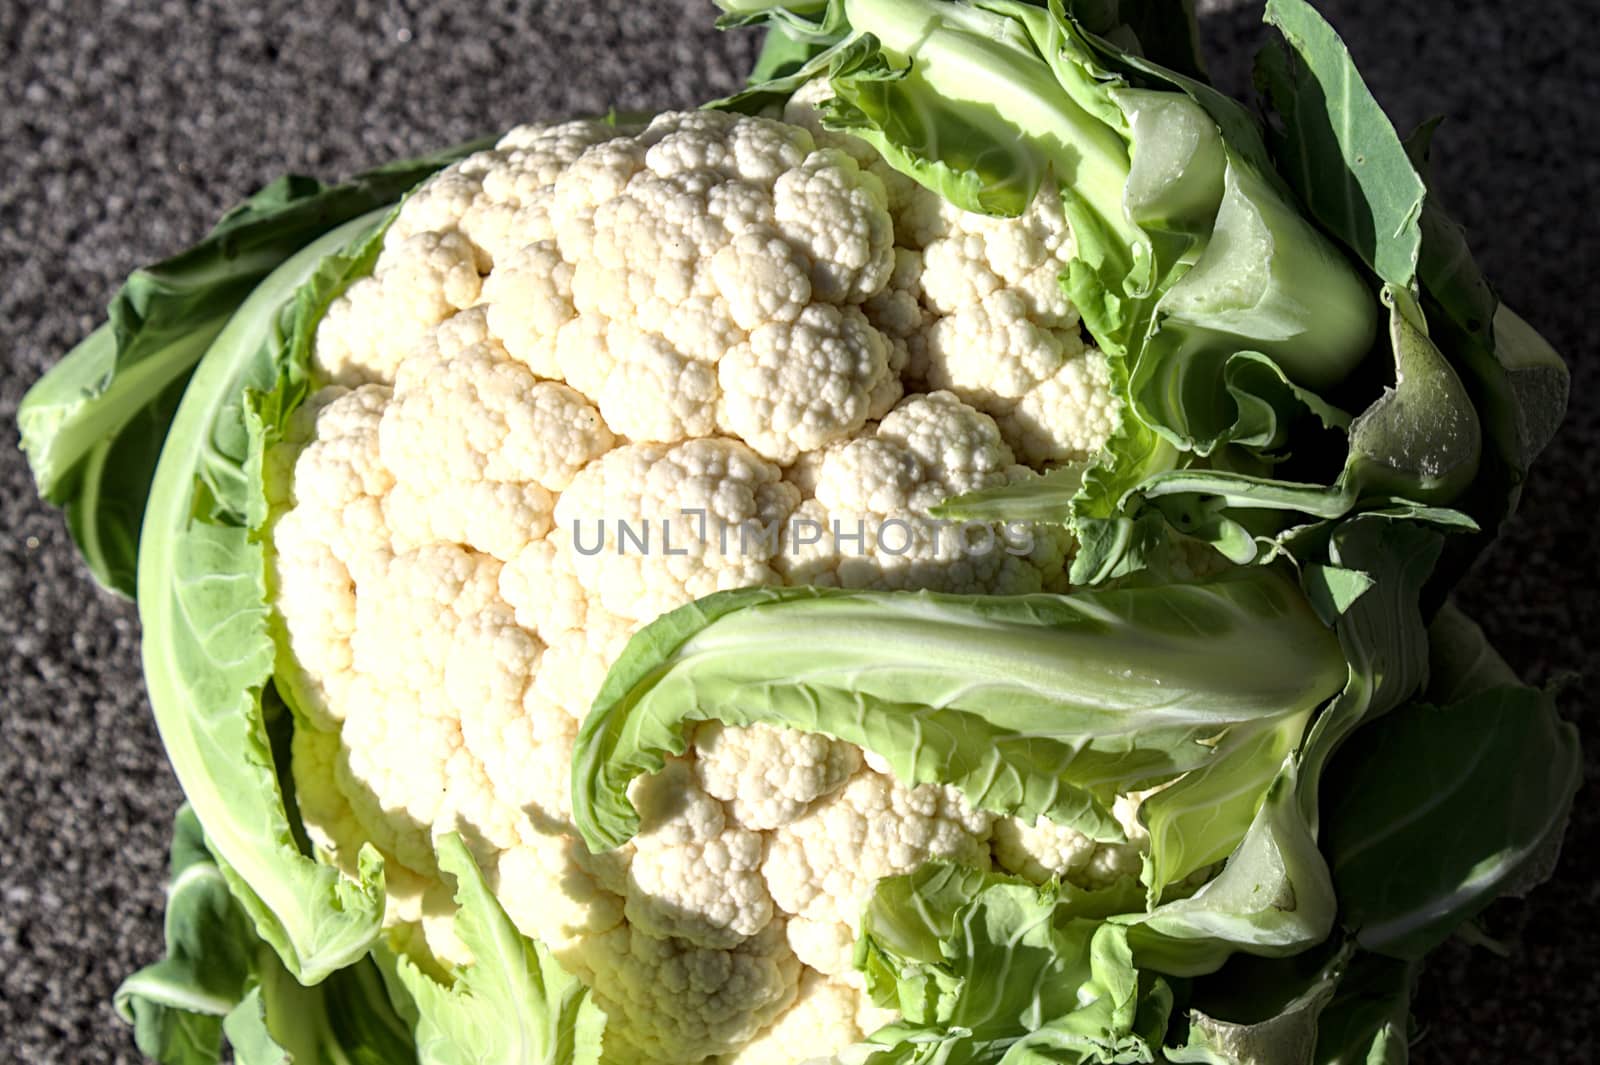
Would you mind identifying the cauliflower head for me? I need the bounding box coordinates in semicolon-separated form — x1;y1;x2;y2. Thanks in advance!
269;106;1135;1065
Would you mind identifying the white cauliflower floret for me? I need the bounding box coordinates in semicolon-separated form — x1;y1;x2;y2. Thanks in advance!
779;391;1061;593
314;230;488;386
626;760;775;949
291;546;515;927
581;922;801;1065
331;679;470;877
904;174;1122;465
780;79;928;232
862;247;928;384
291;725;434;921
441;604;585;832
333;547;520;874
991;816;1098;885
711;226;813;330
391;120;628;265
274;385;396;580
375;328;612;561
480;241;574;378
537;613;639;722
762;769;994;976
694;722;861;831
993;790;1152;888
771;149;895;303
1000;344;1120;466
383;332;611;487
556;315;726;443
270;529;359;729
493;832;629;965
269;385;396;726
727;970;895;1065
382;477;552;564
539;109;898;458
924;289;1082;402
717;303;897;465
554;437;800;625
498;538;642;722
875;388;1018;490
917;177;1076;323
349;544;502;700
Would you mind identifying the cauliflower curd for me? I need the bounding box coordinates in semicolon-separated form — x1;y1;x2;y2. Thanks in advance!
269;105;1137;1064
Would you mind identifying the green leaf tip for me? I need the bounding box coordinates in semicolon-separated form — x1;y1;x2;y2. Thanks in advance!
1257;0;1426;288
1345;285;1482;505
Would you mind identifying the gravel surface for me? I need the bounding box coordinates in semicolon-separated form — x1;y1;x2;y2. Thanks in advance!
2;1;1593;1061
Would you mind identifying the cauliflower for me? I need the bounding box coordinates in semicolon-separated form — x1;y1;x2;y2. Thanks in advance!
23;0;1569;1061
726;970;897;1065
693;722;862;832
993;790;1152;888
270;106;1125;1064
777;390;1070;593
763;769;995;976
625;759;775;949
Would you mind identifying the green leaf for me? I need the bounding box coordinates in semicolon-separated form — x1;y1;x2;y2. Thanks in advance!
1400;118;1493;340
1079;1;1208;82
1321;681;1580;960
854;864;1168;1064
1165;943;1348;1065
1139;469;1355;519
211;940;419;1065
1110;86;1227;235
1245;7;1564;592
115;807;253;1064
1118;759;1335;976
221;987;291;1065
1312;953;1414;1065
1486;303;1569;466
1140;707;1313;905
1343;286;1481;504
1419;602;1516;702
17;143;486;596
1401;120;1568;489
573;567;1346;854
1067;406;1182;585
1298;565;1373;628
748;20;829;83
1294;516;1443;832
1165;946;1413;1065
115;807;418;1065
814;0;1132;221
391;835;607;1065
1402;121;1567;509
1221;351;1351;453
856;863;1000;1016
931;465;1087;525
1134;155;1379;432
1256;0;1426;287
137;214;392;984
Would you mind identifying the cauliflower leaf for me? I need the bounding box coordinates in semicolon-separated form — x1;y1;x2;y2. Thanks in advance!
572;567;1344;859
389;835;608;1065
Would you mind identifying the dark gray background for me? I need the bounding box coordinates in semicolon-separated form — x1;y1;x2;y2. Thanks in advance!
1;1;1593;1061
